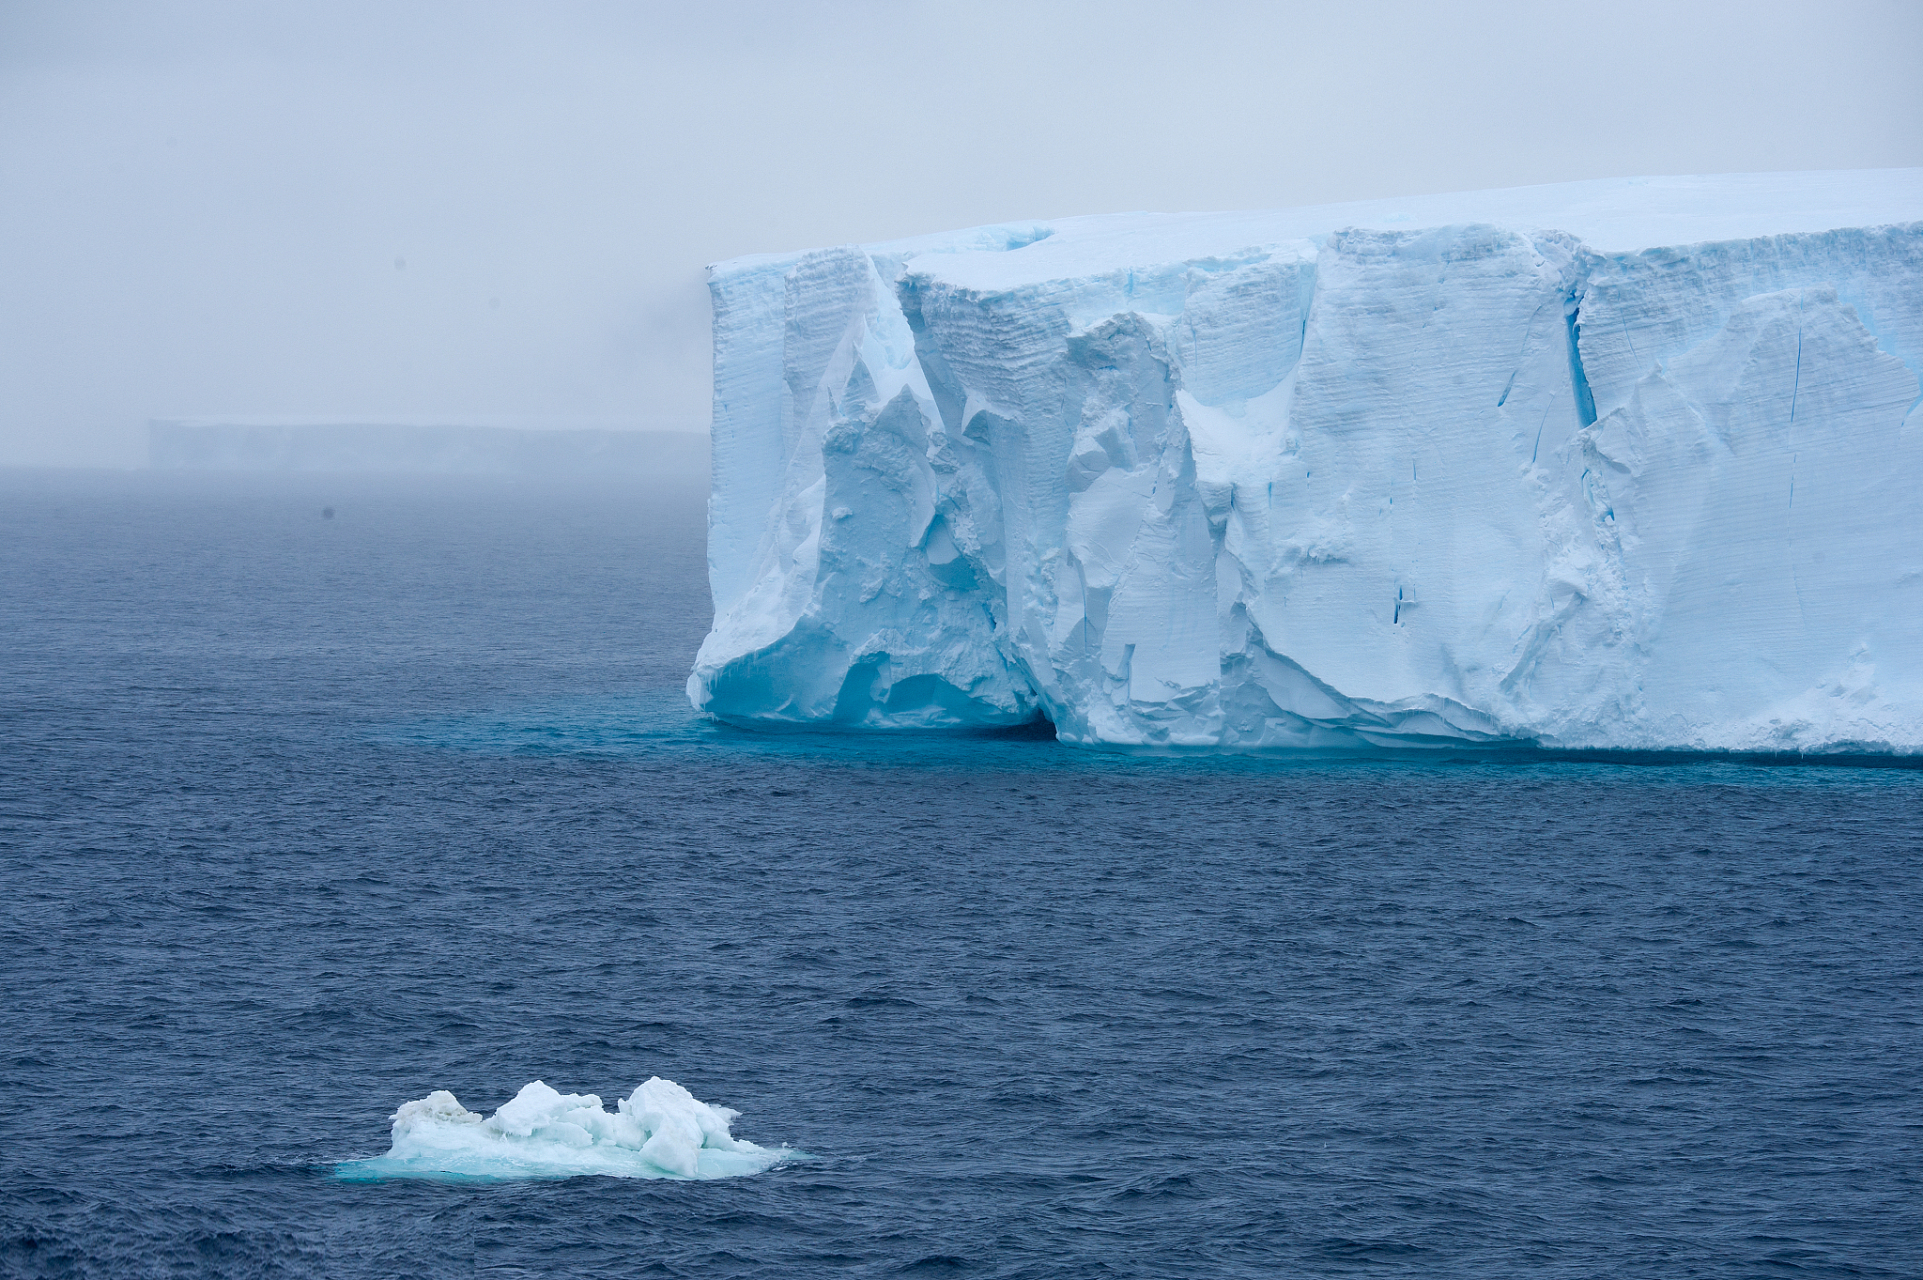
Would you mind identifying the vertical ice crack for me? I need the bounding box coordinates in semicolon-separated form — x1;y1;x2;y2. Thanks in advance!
1789;293;1804;428
1789;293;1803;516
1565;290;1598;427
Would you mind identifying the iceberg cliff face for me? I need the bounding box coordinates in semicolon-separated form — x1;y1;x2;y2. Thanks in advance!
689;172;1923;752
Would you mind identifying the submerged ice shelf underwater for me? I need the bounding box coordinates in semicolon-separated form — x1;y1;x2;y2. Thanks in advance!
688;171;1923;754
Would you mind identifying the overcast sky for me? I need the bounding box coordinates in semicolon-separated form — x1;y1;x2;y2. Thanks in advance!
3;0;1920;466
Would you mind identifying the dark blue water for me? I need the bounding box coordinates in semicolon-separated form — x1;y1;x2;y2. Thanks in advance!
4;469;1920;1278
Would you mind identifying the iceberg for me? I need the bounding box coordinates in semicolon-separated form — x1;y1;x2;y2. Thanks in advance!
336;1077;790;1182
689;171;1923;753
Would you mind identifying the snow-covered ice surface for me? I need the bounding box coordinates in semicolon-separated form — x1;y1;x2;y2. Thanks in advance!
336;1078;790;1182
689;171;1923;754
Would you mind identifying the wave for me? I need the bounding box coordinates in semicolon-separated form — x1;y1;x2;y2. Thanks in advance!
335;1077;792;1182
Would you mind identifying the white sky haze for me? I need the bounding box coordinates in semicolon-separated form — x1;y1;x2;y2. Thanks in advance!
3;0;1920;465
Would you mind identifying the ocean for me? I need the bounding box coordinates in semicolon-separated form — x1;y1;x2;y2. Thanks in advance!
3;468;1919;1278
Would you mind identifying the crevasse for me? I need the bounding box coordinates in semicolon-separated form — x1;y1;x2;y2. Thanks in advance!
689;171;1923;753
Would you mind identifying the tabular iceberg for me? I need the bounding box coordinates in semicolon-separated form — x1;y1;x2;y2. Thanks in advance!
689;171;1923;753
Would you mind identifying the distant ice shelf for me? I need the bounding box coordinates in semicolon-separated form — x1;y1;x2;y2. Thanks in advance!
150;420;708;478
688;171;1923;754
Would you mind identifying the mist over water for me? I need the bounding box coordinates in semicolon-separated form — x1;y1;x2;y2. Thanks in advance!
3;468;1919;1277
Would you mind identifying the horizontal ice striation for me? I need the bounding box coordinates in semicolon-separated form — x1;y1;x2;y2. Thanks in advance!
336;1078;789;1182
689;171;1923;753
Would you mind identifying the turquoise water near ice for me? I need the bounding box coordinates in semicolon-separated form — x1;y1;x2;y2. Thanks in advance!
3;470;1920;1277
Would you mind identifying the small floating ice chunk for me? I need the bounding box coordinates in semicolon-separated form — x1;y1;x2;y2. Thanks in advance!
336;1077;790;1182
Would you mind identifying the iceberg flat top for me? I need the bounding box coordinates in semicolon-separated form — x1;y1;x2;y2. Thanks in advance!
719;170;1923;291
